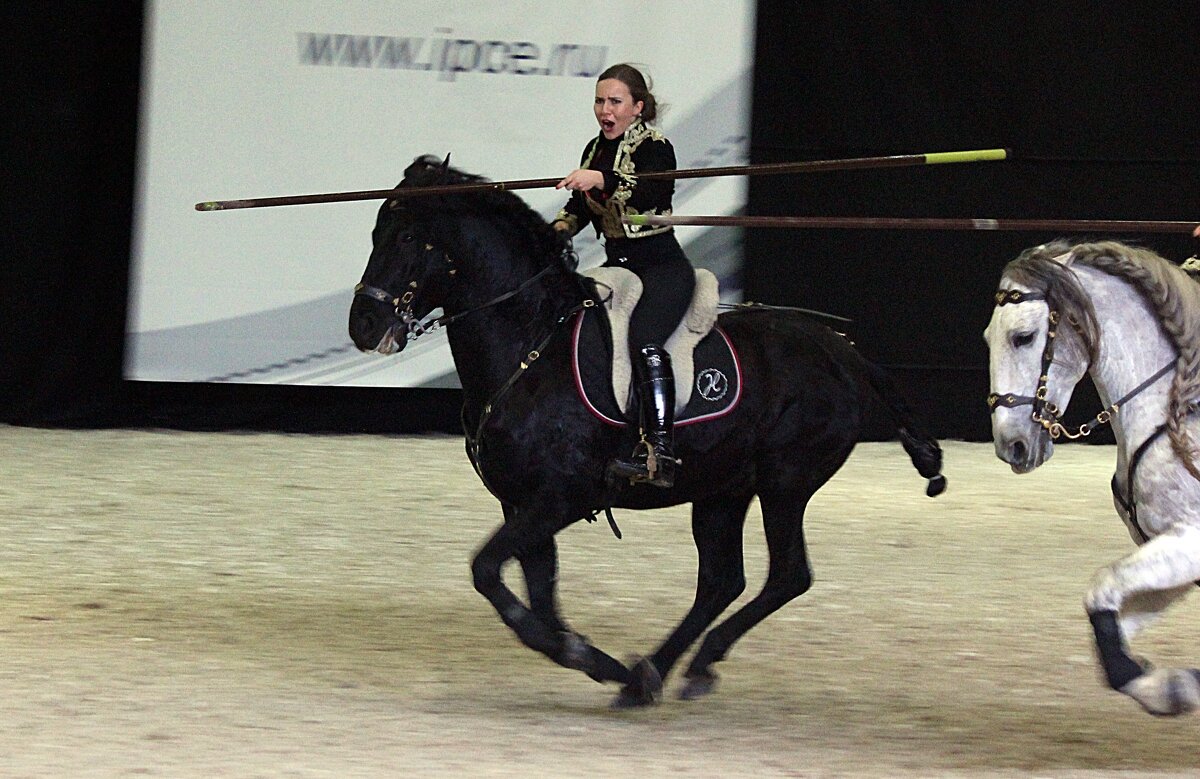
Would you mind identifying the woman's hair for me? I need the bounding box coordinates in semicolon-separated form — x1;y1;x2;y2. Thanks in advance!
597;63;658;123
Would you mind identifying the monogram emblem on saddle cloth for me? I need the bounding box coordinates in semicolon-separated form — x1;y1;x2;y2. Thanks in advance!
571;266;742;427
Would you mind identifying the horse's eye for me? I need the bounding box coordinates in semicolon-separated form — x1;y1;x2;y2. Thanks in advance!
399;233;415;244
1011;331;1036;349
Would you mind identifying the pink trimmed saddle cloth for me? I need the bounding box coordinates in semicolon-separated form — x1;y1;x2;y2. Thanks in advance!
571;267;742;427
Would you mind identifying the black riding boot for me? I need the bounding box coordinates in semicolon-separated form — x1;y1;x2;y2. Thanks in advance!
606;344;678;488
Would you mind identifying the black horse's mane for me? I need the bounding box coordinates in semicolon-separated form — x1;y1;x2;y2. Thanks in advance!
397;155;574;271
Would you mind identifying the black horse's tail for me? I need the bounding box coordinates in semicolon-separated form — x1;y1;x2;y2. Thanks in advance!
862;359;947;497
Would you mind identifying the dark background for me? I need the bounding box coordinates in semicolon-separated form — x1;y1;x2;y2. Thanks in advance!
4;2;1198;440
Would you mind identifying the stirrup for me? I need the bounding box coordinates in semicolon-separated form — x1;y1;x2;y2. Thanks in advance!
643;448;677;488
606;440;678;488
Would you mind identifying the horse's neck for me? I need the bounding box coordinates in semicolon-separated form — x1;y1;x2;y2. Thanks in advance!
448;313;539;398
1079;267;1176;456
444;262;572;412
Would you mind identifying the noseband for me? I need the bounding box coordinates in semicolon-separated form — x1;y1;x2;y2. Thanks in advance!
354;242;458;340
987;287;1174;440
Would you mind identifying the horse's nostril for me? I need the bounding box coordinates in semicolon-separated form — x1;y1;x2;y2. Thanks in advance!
350;309;374;336
349;306;378;348
1010;439;1027;464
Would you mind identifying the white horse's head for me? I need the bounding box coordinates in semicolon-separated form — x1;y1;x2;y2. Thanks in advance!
984;246;1097;473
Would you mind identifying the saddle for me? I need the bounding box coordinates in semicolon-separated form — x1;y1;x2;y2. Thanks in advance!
572;266;742;426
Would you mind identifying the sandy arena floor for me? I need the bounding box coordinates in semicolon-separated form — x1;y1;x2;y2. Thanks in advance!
1;425;1197;777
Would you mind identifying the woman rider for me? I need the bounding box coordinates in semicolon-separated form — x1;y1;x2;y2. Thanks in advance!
553;63;695;489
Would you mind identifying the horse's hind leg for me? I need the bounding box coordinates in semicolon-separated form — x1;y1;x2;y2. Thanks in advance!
1084;524;1200;716
680;487;817;700
612;491;753;708
471;519;631;687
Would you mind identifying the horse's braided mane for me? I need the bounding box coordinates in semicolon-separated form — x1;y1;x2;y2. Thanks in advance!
1070;241;1200;479
1008;239;1200;479
399;155;574;272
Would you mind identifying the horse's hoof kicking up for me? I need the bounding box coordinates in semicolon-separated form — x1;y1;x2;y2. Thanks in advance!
1121;668;1200;716
678;669;718;700
610;657;663;709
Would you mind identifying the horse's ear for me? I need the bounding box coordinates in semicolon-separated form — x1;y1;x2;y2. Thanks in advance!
438;154;452;181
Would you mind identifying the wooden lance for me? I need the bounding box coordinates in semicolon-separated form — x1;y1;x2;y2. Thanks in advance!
623;214;1200;235
195;148;1009;211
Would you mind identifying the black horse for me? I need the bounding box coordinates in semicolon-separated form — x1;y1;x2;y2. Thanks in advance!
348;156;945;707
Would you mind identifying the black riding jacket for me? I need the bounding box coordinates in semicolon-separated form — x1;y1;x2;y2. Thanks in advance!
554;118;677;242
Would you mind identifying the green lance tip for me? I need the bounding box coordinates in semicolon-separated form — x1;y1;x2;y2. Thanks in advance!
196;201;223;211
924;148;1008;165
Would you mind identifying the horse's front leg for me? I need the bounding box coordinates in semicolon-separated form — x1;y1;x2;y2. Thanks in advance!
471;519;631;687
1085;524;1200;716
518;534;572;634
499;504;571;634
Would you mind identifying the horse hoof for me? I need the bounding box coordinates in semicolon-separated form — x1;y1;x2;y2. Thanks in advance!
610;657;663;709
1121;668;1200;716
678;670;718;700
559;632;594;674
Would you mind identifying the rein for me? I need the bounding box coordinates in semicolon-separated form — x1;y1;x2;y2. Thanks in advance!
986;287;1175;440
355;250;558;342
356;246;581;447
461;295;595;470
454;282;622;538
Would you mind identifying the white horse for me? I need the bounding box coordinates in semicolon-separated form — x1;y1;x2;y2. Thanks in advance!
985;239;1200;716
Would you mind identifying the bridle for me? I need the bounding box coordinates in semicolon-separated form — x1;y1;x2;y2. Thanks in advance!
986;287;1174;440
354;242;452;340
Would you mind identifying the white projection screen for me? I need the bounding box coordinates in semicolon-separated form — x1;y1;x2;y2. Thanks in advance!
128;1;756;388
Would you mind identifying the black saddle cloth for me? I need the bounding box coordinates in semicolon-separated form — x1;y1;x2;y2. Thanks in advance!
569;306;742;427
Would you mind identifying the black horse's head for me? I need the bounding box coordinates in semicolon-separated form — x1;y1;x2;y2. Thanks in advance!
348;155;468;354
349;154;575;354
